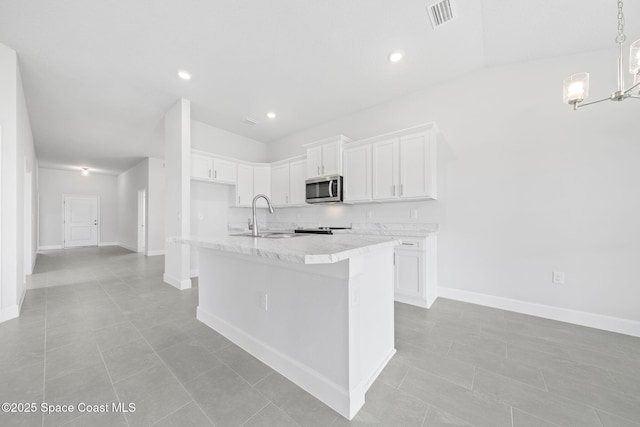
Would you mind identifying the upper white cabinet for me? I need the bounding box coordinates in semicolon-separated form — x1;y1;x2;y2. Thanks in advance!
271;163;290;206
343;144;372;203
304;135;351;178
191;154;213;181
271;157;307;207
253;165;271;208
235;164;253;207
191;153;236;184
349;124;436;202
234;164;271;208
372;138;398;200
289;160;307;206
212;158;236;184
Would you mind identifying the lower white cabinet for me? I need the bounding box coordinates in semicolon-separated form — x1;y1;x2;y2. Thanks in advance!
393;234;437;308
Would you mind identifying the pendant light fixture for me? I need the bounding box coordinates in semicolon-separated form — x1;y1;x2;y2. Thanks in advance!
563;1;640;110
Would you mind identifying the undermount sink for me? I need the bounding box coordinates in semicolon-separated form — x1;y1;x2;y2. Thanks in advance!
230;231;302;239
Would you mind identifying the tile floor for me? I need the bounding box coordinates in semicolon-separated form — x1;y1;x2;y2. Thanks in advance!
1;247;639;426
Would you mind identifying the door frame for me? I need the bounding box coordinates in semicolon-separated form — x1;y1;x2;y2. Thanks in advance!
61;194;101;248
137;189;146;254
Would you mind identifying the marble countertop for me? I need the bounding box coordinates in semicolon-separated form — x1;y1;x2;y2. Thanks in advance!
228;222;439;237
173;234;400;265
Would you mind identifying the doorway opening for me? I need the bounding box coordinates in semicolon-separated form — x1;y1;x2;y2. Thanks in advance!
137;189;146;254
63;195;99;248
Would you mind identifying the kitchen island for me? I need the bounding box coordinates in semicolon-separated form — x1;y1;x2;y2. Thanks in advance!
175;233;399;420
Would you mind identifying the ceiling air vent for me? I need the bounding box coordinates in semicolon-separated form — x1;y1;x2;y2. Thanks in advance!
241;117;258;126
427;0;455;29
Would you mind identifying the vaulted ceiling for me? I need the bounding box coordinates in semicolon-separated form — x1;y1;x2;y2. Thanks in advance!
1;0;638;174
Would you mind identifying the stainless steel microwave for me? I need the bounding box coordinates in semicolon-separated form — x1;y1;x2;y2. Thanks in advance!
305;175;343;204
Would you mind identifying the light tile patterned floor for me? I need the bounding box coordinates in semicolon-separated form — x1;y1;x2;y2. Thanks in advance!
1;247;639;426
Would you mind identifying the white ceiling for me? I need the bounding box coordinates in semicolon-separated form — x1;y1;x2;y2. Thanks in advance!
1;0;639;174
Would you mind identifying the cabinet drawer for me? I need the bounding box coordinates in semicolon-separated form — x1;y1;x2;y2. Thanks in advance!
395;237;423;250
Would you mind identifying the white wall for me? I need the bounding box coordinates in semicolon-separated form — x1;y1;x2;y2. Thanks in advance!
147;157;166;255
0;42;37;321
117;159;148;251
267;48;640;327
192;120;267;163
38;168;118;248
164;99;191;289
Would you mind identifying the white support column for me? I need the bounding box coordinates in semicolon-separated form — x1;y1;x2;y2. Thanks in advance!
163;98;192;289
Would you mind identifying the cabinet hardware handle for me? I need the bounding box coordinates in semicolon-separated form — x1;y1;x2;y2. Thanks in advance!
322;165;325;175
214;170;217;179
392;185;396;196
208;170;211;178
329;180;334;198
238;196;240;204
400;184;403;196
317;166;320;175
286;196;288;204
401;242;415;246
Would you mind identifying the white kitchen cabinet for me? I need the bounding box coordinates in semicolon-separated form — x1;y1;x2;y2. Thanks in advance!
304;135;351;178
235;164;253;207
369;126;437;201
271;163;290;206
372;138;398;200
393;234;438;309
289;160;307;206
343;144;372;203
212;158;236;184
399;132;436;199
233;164;271;208
271;158;307;207
191;154;214;181
253;166;271;208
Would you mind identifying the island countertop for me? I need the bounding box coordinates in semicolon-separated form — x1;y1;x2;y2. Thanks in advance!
173;234;401;264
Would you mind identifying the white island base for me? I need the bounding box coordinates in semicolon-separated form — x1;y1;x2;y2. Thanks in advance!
195;244;396;420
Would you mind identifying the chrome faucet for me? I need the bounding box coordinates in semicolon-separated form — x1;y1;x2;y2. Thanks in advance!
250;194;274;237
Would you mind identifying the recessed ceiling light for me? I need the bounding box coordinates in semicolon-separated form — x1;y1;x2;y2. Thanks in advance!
177;70;191;80
388;50;405;63
267;112;277;119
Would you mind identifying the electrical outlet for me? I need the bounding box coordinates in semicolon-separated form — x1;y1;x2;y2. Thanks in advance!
552;271;565;284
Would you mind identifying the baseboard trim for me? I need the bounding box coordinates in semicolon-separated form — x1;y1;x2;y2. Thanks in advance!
38;245;62;250
197;306;358;419
0;304;19;322
98;241;118;247
163;273;192;290
190;269;199;278
438;287;640;338
118;242;138;252
146;250;165;257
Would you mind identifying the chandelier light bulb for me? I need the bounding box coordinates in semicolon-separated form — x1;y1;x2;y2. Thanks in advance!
630;39;640;74
563;73;589;104
568;82;584;98
81;167;89;176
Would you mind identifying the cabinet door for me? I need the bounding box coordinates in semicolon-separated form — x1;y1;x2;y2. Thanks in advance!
394;249;423;298
321;141;341;176
271;164;290;206
235;164;253;207
343;145;371;203
399;132;435;199
306;146;323;178
253;166;271;208
191;154;213;181
213;158;236;183
372;138;398;200
289;160;307;206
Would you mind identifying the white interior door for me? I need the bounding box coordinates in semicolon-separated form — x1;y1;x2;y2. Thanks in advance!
138;189;146;253
64;195;98;247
